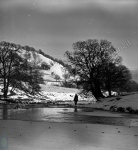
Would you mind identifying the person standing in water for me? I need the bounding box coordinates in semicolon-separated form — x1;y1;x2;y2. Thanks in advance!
74;94;78;106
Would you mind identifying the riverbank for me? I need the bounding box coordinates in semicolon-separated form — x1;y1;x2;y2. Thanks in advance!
0;120;138;150
90;93;138;114
1;92;138;115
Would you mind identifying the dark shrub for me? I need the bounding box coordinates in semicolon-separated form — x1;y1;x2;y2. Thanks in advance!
110;105;117;111
116;97;121;101
126;107;135;113
117;107;125;112
126;107;132;112
41;62;50;70
134;110;138;114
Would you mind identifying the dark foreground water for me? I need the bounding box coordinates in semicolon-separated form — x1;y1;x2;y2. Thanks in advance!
1;105;138;127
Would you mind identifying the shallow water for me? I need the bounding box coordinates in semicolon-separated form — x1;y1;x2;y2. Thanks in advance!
0;106;138;127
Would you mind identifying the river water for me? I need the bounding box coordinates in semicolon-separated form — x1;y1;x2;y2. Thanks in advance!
0;106;138;127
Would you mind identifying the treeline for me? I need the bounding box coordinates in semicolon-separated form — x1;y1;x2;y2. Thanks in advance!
123;80;138;92
19;44;68;68
38;49;67;67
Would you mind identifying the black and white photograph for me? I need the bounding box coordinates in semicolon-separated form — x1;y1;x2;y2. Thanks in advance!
0;0;138;150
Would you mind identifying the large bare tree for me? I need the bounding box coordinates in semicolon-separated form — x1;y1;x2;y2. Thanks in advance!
65;39;122;99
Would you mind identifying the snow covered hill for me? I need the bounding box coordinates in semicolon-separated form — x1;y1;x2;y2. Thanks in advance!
20;48;66;83
38;54;65;80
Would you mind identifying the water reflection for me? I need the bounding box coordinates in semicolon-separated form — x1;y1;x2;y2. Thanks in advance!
74;107;78;112
2;104;8;119
0;107;138;127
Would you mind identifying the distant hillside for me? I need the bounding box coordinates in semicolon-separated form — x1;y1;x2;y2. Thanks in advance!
131;70;138;83
132;74;138;83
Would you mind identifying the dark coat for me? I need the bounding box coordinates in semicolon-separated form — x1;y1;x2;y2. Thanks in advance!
74;94;78;102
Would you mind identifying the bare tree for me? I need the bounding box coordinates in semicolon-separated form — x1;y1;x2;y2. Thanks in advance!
65;39;122;99
0;41;44;99
0;42;22;98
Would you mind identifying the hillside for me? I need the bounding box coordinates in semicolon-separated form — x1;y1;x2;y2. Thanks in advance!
20;47;66;83
21;48;96;102
38;54;65;81
0;44;96;102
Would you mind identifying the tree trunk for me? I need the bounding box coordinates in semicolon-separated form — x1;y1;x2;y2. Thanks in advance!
3;90;8;99
108;88;112;97
89;78;97;100
95;85;104;98
93;80;104;99
3;77;8;99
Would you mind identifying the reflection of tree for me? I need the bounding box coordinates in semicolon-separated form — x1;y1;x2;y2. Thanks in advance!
74;107;78;112
3;104;8;119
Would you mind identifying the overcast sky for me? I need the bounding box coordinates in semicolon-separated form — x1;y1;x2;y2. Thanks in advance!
0;0;138;70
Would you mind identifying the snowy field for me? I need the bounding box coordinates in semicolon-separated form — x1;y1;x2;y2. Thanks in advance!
40;85;96;102
0;85;96;103
89;93;138;113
